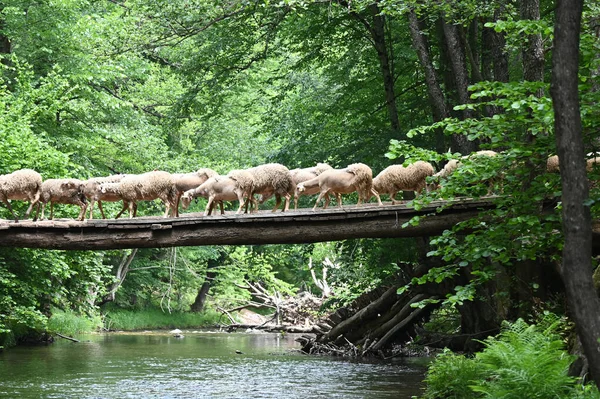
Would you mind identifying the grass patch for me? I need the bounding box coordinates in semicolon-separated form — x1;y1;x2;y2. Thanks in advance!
103;308;223;331
47;310;103;336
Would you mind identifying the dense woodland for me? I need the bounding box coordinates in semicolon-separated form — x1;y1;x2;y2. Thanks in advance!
1;0;600;395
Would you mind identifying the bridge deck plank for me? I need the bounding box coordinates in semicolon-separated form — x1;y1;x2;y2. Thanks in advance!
0;198;503;250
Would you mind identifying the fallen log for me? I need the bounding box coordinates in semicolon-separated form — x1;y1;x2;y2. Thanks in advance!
319;284;403;343
222;323;322;334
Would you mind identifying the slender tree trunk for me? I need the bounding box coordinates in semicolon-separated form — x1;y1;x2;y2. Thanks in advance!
368;4;399;132
190;269;216;312
441;19;477;154
0;8;10;55
551;0;600;388
190;252;226;312
407;9;448;152
408;10;449;123
520;0;545;191
97;249;138;306
338;1;400;132
521;0;545;86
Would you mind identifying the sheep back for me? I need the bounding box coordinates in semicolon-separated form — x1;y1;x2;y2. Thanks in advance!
40;178;86;205
247;163;294;195
118;171;176;203
345;163;374;197
227;169;254;193
84;174;126;200
374;161;434;194
0;169;43;202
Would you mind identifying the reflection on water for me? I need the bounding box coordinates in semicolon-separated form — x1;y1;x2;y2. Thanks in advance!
0;331;427;398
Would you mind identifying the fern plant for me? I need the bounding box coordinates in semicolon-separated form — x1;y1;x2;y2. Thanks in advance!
472;318;576;399
421;348;484;399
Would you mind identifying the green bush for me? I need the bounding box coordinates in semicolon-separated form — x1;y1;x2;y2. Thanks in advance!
419;318;600;399
420;348;484;399
103;308;223;331
472;318;575;399
47;310;103;336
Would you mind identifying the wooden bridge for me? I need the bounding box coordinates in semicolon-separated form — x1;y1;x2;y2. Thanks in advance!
0;198;504;250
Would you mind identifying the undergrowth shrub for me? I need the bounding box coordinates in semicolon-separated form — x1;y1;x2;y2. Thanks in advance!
103;307;222;331
420;348;484;399
47;310;102;336
418;317;600;399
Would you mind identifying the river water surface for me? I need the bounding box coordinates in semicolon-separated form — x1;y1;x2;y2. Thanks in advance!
0;331;427;398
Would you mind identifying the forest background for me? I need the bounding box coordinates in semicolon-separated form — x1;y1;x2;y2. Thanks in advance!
1;0;600;387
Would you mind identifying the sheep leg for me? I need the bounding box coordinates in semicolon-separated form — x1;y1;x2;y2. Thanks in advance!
77;202;87;221
115;201;128;219
204;197;214;216
25;192;40;221
282;193;291;212
218;201;225;215
97;200;108;219
49;202;55;220
2;199;19;222
127;201;136;218
323;193;331;210
175;194;182;217
335;193;343;208
372;188;383;206
235;190;247;214
312;191;327;211
88;199;96;219
250;196;259;213
271;195;281;212
162;203;171;218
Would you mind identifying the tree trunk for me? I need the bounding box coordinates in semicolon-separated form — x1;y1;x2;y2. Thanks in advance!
190;270;216;312
551;0;600;388
97;249;137;306
0;9;10;55
521;0;544;86
441;19;477;154
407;9;448;152
408;10;449;123
368;4;399;132
190;252;226;312
491;5;509;83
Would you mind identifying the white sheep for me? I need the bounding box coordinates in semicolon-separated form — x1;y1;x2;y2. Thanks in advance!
429;150;498;193
109;171;177;219
297;163;382;211
373;161;435;204
546;155;560;173
0;168;43;222
180;173;253;216
172;168;219;217
547;155;600;174
38;178;88;221
246;163;294;212
83;174;127;219
290;163;333;209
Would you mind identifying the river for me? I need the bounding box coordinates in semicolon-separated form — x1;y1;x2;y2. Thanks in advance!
0;331;428;398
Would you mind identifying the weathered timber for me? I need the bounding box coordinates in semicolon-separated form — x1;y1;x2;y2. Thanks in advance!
0;198;510;250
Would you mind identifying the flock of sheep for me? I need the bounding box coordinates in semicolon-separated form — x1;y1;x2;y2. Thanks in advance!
6;148;583;222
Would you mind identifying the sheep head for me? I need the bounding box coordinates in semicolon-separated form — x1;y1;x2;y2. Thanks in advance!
180;190;195;210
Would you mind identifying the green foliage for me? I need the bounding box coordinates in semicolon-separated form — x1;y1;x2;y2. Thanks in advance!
47;310;103;336
472;318;576;399
421;348;485;399
103;307;222;331
420;318;596;399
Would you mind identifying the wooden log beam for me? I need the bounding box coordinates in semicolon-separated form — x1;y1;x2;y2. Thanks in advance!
0;198;505;250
